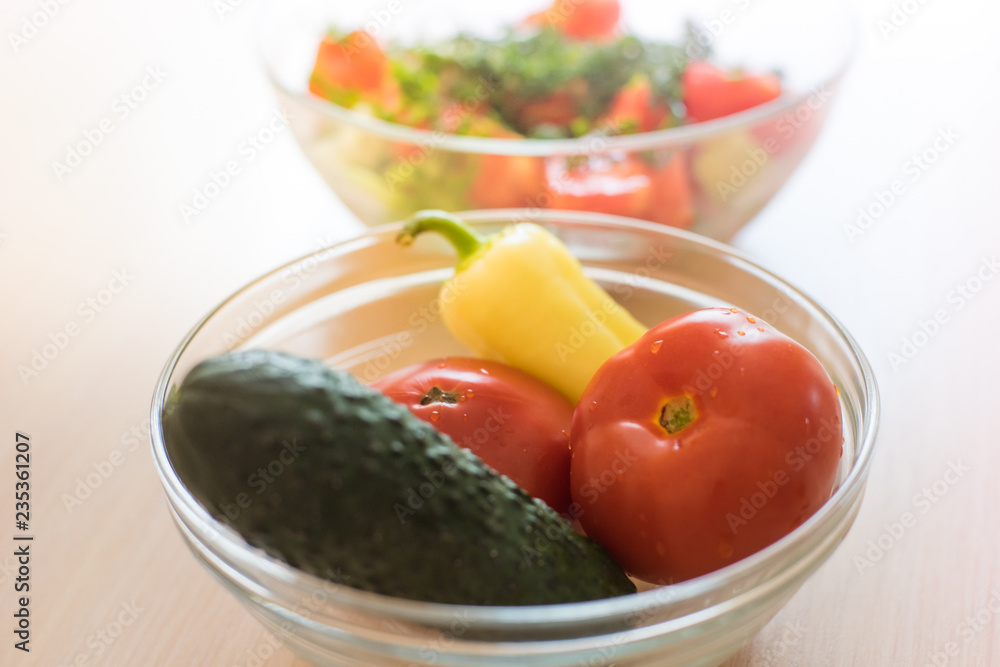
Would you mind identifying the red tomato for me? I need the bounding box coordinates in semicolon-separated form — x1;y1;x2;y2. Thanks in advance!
373;357;574;514
644;150;694;228
546;155;651;219
469;154;547;209
570;307;843;583
514;90;581;129
462;119;547;209
525;0;621;41
309;31;399;109
601;77;671;134
682;61;781;123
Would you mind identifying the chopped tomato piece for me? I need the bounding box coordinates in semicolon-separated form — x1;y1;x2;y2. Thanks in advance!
601;76;672;134
464;116;547;209
469;154;547;209
514;90;581;130
644;151;694;228
526;0;621;42
682;61;781;123
546;155;651;219
309;31;399;109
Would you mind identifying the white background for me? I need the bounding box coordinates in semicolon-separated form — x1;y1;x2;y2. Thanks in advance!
1;0;999;664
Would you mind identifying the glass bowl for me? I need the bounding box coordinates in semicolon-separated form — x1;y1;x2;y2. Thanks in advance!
258;0;854;240
150;210;878;666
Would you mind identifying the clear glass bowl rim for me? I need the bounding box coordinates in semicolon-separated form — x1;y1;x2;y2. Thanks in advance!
256;0;858;156
149;209;879;631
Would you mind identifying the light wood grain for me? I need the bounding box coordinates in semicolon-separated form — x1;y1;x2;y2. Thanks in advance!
2;0;1000;665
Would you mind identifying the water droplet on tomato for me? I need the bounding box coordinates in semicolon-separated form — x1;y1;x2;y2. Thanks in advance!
737;330;746;336
746;316;756;324
650;340;663;354
717;330;728;338
466;389;475;399
429;411;441;422
729;307;738;314
479;368;489;375
757;327;765;333
438;362;447;368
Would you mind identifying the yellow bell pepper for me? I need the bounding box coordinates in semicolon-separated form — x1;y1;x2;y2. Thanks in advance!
397;211;647;402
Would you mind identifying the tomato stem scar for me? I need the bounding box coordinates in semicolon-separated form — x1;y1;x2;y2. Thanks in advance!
421;386;461;405
659;396;697;434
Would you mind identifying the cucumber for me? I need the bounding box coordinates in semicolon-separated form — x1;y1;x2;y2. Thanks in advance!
162;349;635;605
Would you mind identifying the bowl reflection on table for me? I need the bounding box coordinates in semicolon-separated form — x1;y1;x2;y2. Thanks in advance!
150;210;878;666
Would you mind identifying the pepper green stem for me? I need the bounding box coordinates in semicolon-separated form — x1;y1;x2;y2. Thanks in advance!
397;210;485;265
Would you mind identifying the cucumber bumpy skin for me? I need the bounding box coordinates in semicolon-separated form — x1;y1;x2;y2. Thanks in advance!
162;350;636;606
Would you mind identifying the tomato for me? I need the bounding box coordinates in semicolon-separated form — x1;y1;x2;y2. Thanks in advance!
373;357;574;514
462;119;546;209
570;307;843;583
546;155;651;219
681;61;781;123
309;31;399;109
601;77;671;134
514;90;582;130
469;154;547;209
643;150;694;228
525;0;621;42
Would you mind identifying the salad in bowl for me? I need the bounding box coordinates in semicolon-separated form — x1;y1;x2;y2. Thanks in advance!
260;0;853;238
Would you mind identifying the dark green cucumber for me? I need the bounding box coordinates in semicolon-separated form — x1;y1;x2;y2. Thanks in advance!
162;349;635;605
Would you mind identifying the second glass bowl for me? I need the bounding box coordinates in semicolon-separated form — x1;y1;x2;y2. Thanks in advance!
259;0;855;240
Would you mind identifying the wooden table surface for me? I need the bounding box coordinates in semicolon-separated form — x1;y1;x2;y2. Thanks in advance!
3;0;999;664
